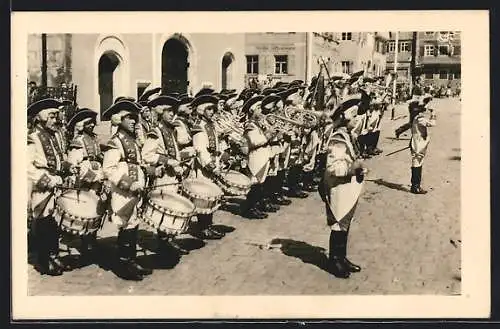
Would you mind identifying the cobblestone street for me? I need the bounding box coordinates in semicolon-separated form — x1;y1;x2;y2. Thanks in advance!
28;98;461;296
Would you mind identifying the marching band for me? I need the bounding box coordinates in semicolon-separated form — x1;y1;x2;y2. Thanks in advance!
27;67;437;280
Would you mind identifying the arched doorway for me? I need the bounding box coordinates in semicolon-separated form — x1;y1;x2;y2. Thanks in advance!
98;51;121;119
161;38;189;94
221;52;235;90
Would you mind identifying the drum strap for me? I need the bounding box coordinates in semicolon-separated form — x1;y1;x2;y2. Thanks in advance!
205;122;218;153
116;133;140;182
159;124;179;159
82;133;100;159
37;130;63;172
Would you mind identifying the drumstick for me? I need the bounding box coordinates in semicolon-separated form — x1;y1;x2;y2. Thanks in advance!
57;194;88;203
148;182;181;190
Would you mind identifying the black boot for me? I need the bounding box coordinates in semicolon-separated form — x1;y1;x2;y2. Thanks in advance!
328;231;350;279
241;185;267;219
373;131;382;154
79;232;98;265
287;166;308;198
33;220;62;276
341;230;361;273
259;181;279;212
192;215;223;239
273;173;291;205
116;229;144;281
410;166;427;194
46;217;71;272
366;133;377;156
302;171;317;192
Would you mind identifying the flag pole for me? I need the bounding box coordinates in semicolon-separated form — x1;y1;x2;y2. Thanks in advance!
391;32;399;120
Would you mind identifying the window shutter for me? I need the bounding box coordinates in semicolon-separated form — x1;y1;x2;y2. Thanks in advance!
454;45;461;55
420;46;425;56
288;54;295;75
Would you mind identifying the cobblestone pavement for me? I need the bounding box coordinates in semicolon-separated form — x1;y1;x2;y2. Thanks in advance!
28;98;461;296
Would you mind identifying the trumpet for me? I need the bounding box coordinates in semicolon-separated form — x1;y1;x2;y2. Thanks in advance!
283;107;319;128
264;113;312;133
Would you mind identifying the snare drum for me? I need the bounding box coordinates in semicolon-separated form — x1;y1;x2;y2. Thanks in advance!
142;191;195;236
54;190;103;236
181;178;224;214
215;170;251;196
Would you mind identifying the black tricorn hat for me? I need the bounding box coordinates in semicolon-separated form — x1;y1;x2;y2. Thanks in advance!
220;88;237;95
67;108;98;132
179;96;194;106
195;88;215;98
277;86;300;101
190;94;219;109
289;80;306;89
261;94;281;114
273;82;290;89
331;97;363;121
351;70;364;79
262;88;279;96
114;96;136;104
102;100;142;121
241;95;264;117
139;87;162;102
27;98;63;118
164;92;181;99
147;96;180;109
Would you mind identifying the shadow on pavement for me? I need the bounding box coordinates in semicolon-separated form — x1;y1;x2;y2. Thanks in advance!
368;178;410;193
269;238;330;273
211;224;236;234
385;137;411;141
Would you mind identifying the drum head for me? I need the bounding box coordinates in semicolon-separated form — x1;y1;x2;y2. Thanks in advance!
183;179;223;198
151;191;195;213
57;190;100;218
224;171;251;186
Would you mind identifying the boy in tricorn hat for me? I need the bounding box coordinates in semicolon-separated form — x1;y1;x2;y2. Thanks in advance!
66;108;104;265
27;99;72;276
141;96;196;254
318;98;368;279
102;100;153;281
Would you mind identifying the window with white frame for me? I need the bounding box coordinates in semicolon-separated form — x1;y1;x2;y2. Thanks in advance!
274;55;288;74
439;70;447;79
246;55;259;74
341;32;352;41
341;61;352;74
424;44;435;56
399;41;410;52
388;41;396;52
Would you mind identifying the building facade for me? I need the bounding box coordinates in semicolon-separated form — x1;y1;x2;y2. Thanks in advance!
329;32;388;77
385;31;414;82
385;31;461;88
243;32;387;88
244;33;307;86
417;31;461;88
28;33;246;120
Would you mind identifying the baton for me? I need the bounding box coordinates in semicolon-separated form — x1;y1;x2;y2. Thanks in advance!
385;146;410;157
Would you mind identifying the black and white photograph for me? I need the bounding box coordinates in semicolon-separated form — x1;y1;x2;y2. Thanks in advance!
12;11;490;319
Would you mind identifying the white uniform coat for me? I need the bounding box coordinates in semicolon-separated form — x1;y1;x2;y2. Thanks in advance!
321;128;363;231
102;131;146;230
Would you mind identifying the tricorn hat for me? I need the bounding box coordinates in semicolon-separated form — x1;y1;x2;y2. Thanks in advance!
27;98;63;118
67;108;98;132
139;87;162;102
102;100;142;121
